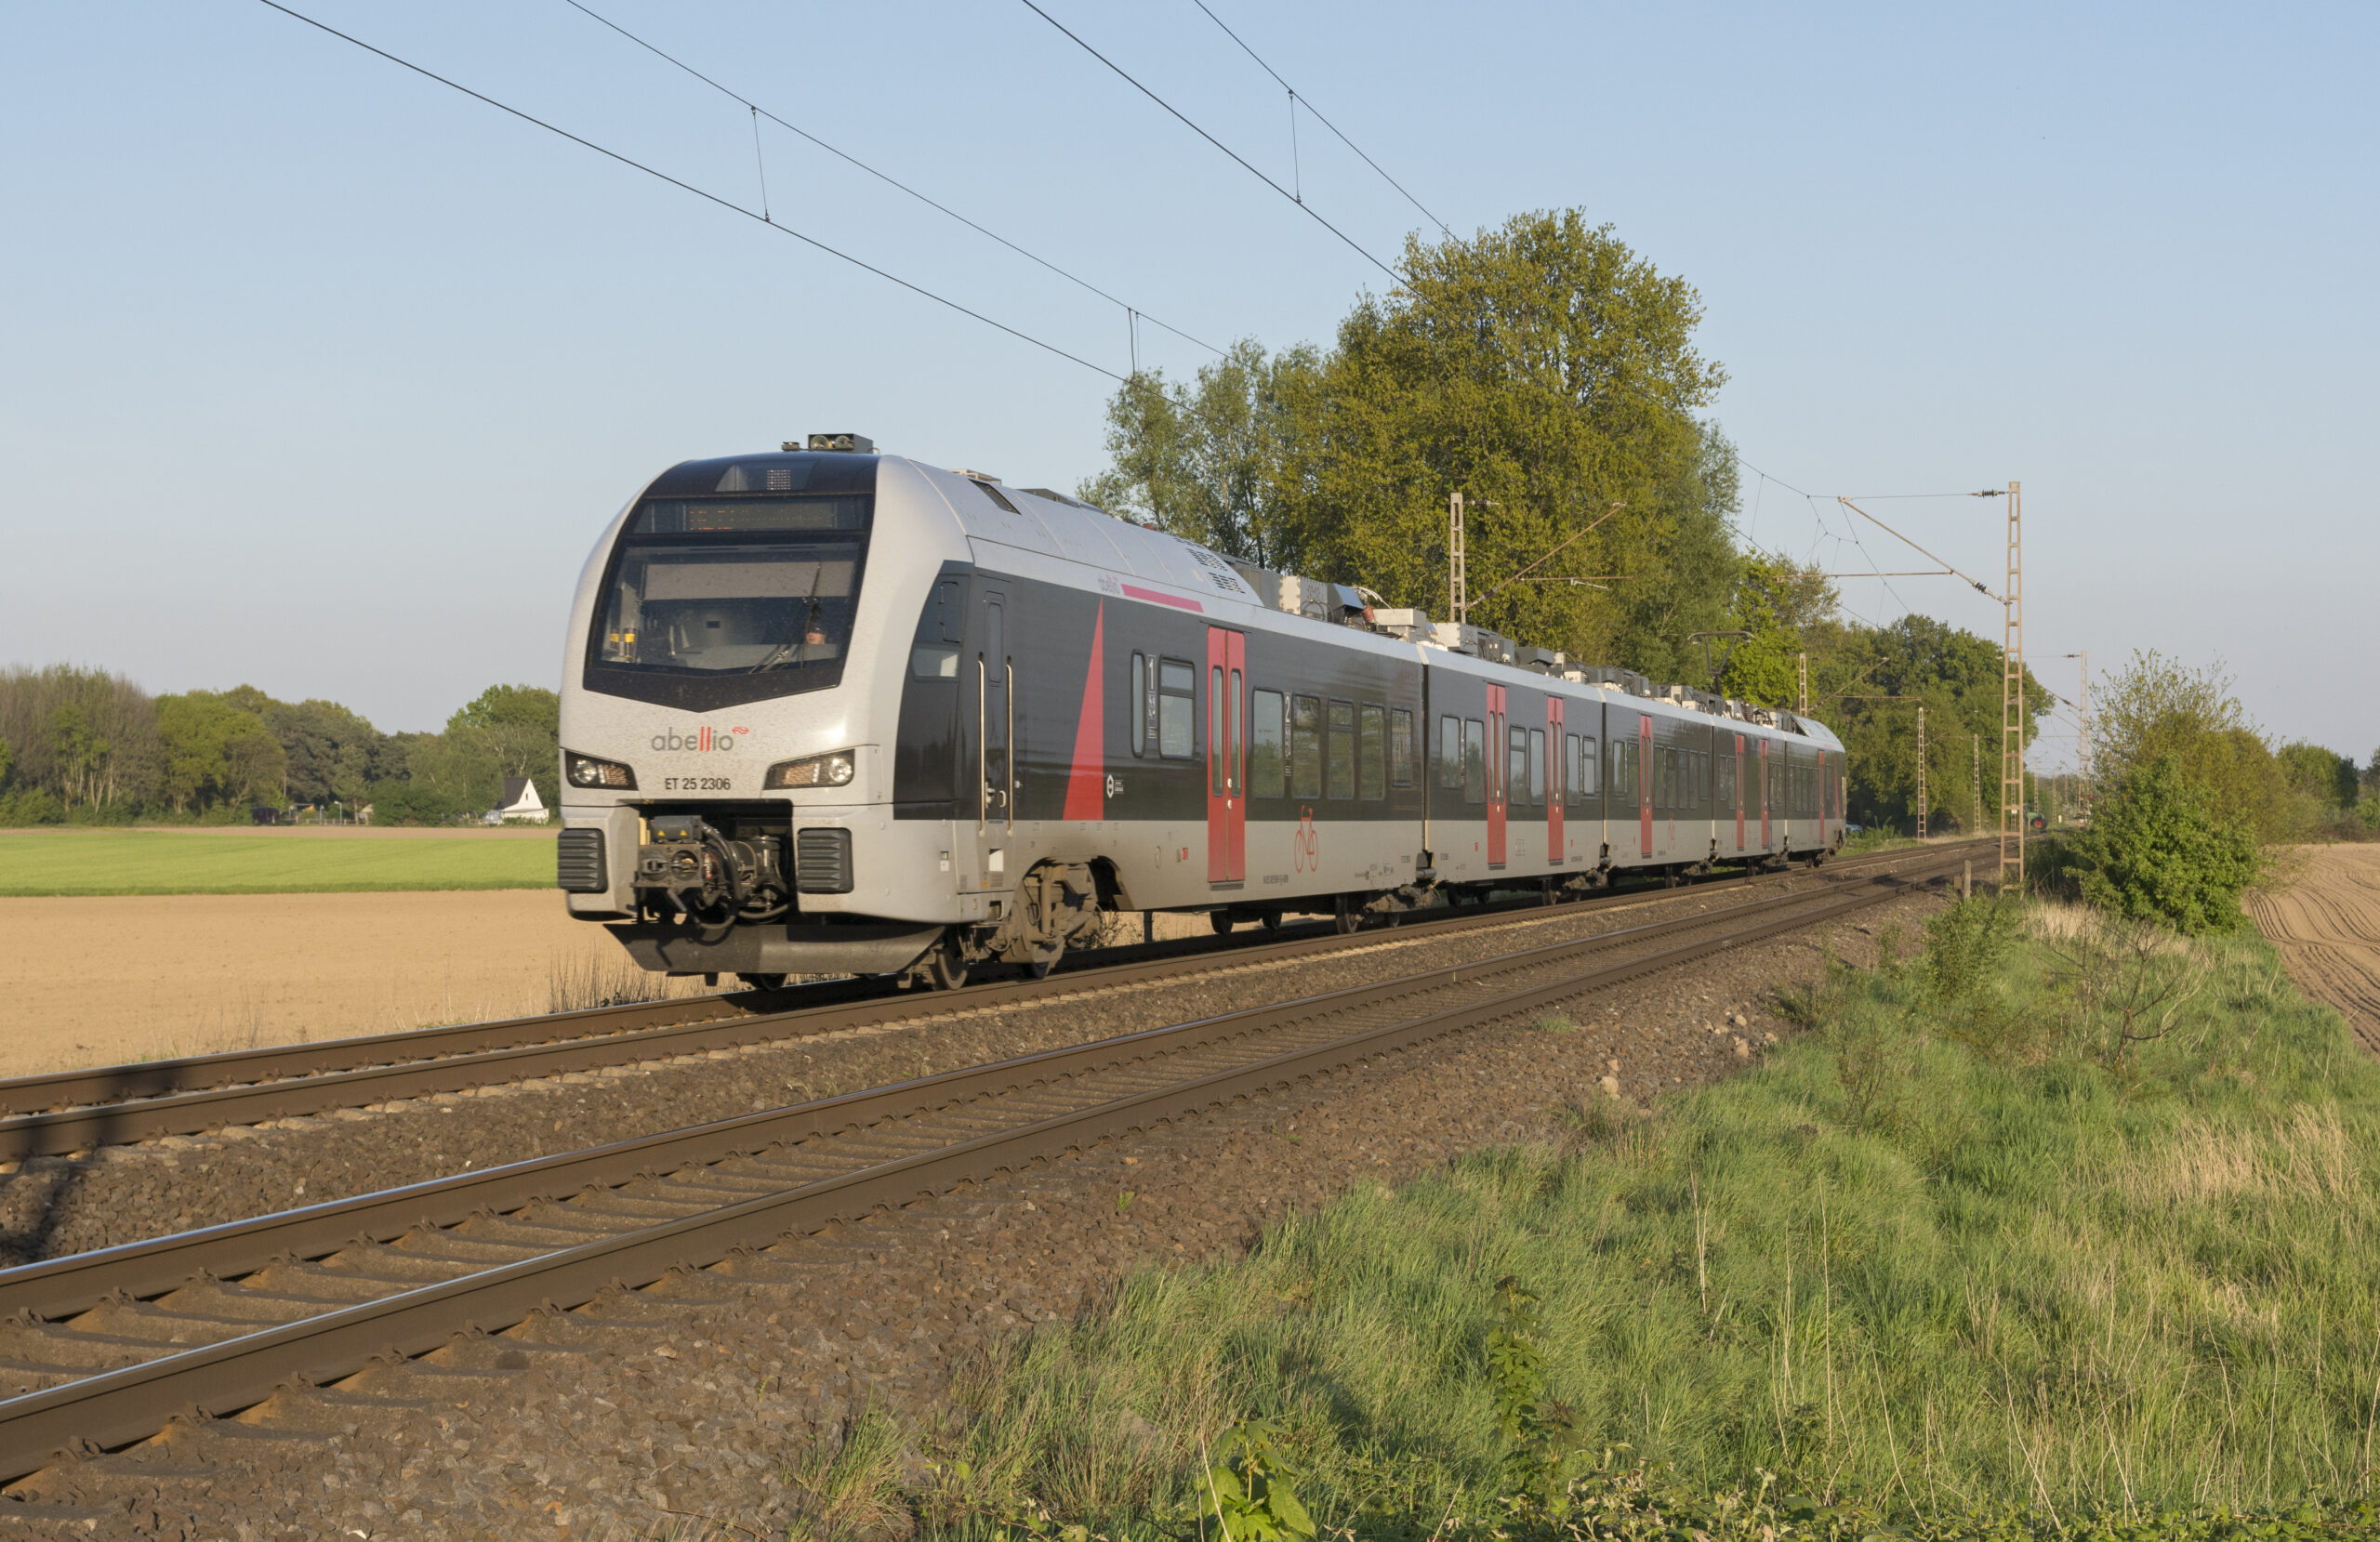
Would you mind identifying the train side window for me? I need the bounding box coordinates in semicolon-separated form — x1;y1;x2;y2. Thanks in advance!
1328;699;1356;799
1290;695;1323;799
1438;716;1461;788
1506;727;1527;808
1527;729;1546;807
1580;734;1600;797
1250;689;1286;797
1563;733;1579;806
1210;666;1226;797
1157;658;1196;758
1359;703;1387;800
1390;708;1416;787
1129;654;1145;757
1463;719;1486;805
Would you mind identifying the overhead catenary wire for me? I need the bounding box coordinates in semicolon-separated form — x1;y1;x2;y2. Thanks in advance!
561;0;1222;360
254;0;1125;381
1183;0;1451;237
1016;0;1401;281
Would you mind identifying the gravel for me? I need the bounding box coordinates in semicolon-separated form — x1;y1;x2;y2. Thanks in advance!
0;878;1950;1540
0;865;1885;1267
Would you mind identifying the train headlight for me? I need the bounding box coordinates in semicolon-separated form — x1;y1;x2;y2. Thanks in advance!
564;750;637;790
765;750;855;789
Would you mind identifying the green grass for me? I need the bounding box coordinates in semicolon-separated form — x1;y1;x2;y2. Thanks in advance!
906;899;2380;1539
0;828;556;894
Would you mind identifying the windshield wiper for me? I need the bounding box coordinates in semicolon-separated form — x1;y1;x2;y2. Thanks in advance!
749;561;828;674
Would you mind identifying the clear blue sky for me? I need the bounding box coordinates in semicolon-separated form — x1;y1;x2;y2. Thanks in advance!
4;2;2372;770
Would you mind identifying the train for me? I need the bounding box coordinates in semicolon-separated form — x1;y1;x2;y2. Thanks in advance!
553;436;1848;989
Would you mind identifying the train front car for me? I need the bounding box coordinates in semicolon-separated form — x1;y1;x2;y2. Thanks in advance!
554;442;972;990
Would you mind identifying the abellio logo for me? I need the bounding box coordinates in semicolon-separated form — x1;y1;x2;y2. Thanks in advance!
651;725;748;753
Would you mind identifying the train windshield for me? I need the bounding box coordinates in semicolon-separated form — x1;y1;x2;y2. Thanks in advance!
591;494;872;693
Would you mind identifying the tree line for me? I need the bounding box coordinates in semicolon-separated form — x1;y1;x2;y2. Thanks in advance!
0;665;560;827
1080;208;2380;851
1081;208;2061;835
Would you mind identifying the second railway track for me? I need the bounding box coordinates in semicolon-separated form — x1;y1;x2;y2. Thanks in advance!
0;841;1986;1160
0;842;1966;1483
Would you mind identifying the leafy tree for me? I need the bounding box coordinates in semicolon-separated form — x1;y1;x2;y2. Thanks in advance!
155;692;286;812
1081;211;1734;679
2092;652;2291;844
2069;754;2260;933
447;684;561;812
2276;740;2358;811
1803;615;2046;835
1078;339;1321;570
364;775;465;826
1716;557;1836;705
0;665;161;812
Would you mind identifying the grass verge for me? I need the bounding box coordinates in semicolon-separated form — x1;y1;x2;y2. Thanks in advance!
0;828;554;894
887;897;2380;1539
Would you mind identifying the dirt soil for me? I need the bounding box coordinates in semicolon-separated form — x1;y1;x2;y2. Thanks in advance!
0;892;1229;1081
0;891;639;1076
2249;844;2380;1057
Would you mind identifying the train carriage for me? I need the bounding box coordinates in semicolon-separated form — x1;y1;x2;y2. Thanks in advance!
555;442;1849;987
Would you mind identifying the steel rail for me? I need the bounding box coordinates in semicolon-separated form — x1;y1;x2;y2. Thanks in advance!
0;848;1949;1118
0;843;1983;1158
0;852;1946;1323
0;849;1961;1480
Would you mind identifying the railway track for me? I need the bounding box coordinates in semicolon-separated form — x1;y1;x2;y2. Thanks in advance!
0;842;1967;1483
0;841;1987;1163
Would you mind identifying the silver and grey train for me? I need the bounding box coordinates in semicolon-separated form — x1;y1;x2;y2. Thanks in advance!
554;438;1848;989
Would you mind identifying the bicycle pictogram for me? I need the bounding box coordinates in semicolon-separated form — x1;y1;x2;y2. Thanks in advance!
1292;806;1319;873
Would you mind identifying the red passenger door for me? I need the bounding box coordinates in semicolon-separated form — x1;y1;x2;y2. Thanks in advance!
1486;683;1507;868
1205;627;1245;883
1546;696;1565;863
1637;716;1654;858
1733;732;1747;852
1759;740;1771;849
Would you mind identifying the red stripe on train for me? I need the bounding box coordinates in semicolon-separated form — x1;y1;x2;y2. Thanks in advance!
1121;584;1203;613
1061;602;1107;820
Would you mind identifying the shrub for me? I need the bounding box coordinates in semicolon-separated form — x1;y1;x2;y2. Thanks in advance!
1922;891;2023;1001
365;776;465;827
0;786;65;826
2068;754;2258;934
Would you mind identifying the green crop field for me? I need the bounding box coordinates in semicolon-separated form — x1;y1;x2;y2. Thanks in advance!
0;830;557;896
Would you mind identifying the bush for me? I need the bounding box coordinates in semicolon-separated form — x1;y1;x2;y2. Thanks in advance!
0;786;65;826
2068;755;2258;934
365;777;465;827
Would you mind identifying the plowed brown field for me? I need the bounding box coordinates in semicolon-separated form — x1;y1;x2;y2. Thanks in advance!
0;891;1218;1079
0;890;662;1078
2248;844;2380;1057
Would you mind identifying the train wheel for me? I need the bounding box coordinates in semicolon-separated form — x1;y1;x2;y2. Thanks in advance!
1540;878;1556;906
1025;936;1064;980
918;932;968;992
735;972;789;992
1334;895;1360;934
1210;911;1235;935
1261;909;1283;932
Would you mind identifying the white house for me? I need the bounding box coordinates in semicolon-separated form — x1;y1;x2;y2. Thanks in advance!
491;777;547;824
